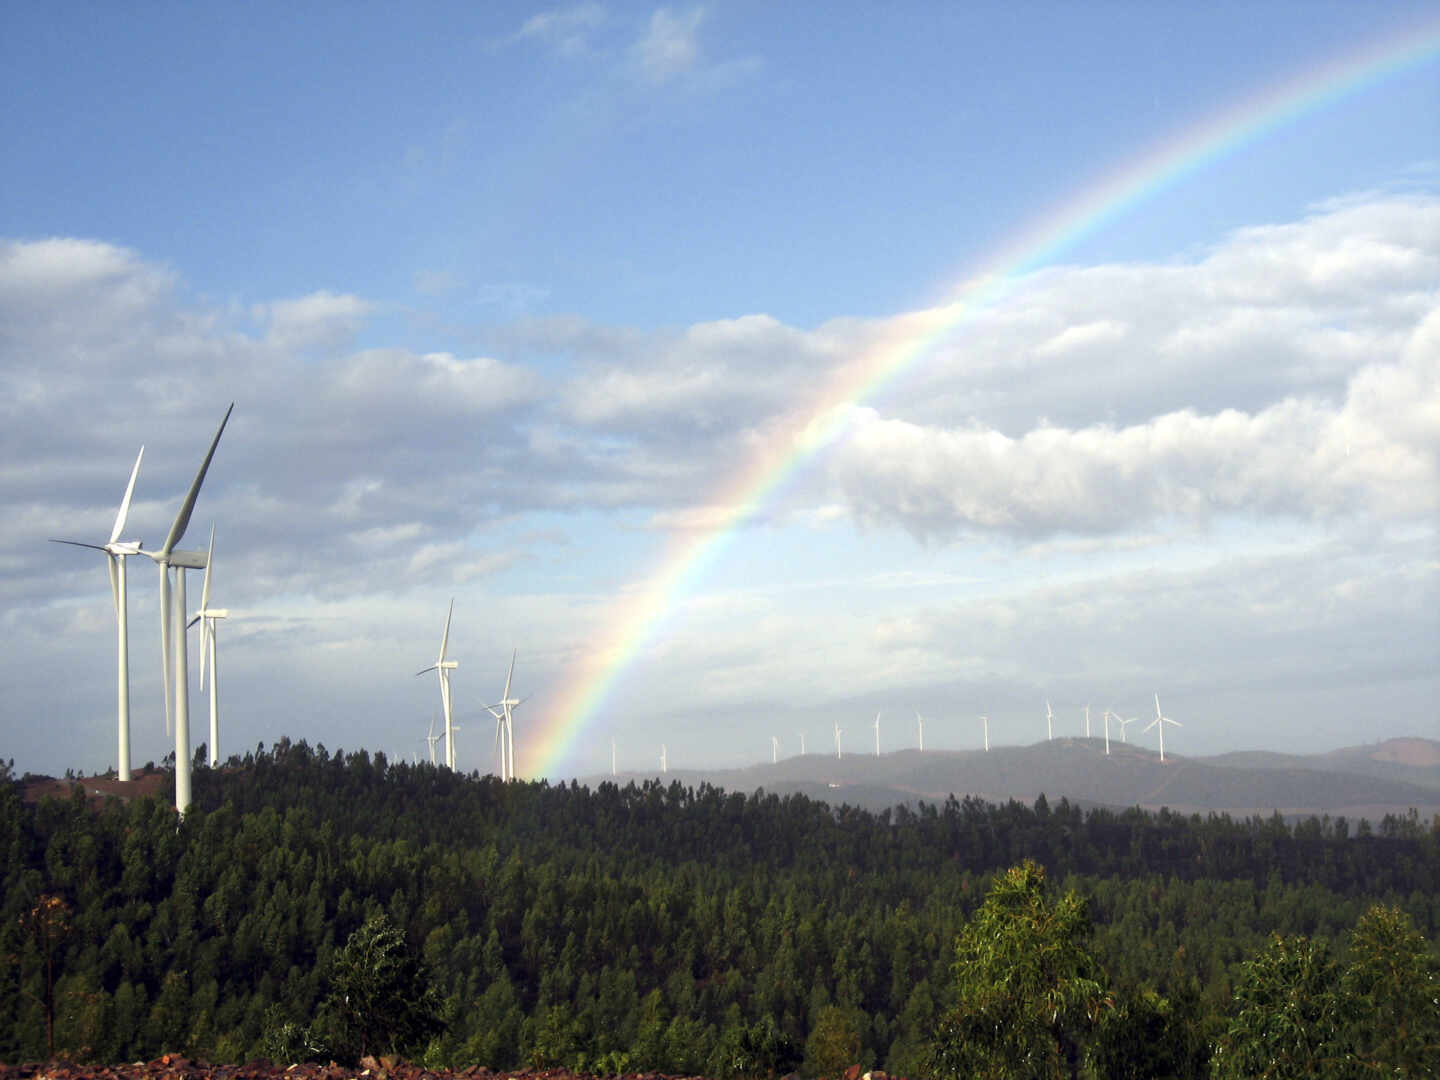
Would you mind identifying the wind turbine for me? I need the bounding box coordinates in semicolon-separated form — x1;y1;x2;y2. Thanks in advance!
833;720;843;759
139;403;234;814
186;526;229;768
660;744;668;773
483;650;525;781
1045;699;1054;741
771;735;779;764
1117;714;1137;743
1102;708;1111;755
797;732;806;755
873;711;882;756
415;599;458;769
1083;704;1091;739
1144;693;1182;762
424;716;441;765
50;446;144;781
915;710;925;752
979;714;990;752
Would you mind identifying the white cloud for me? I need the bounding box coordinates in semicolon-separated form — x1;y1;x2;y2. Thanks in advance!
516;3;607;56
634;7;705;83
1035;319;1129;357
254;290;373;352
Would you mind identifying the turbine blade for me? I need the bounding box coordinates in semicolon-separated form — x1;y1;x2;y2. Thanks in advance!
199;524;215;611
161;403;233;556
160;563;172;737
438;598;454;661
110;446;145;545
50;539;108;552
503;649;516;699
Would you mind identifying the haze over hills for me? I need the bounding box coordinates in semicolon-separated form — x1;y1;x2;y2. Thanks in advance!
595;737;1440;822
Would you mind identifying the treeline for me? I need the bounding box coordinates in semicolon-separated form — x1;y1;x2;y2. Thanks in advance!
1;738;1437;1074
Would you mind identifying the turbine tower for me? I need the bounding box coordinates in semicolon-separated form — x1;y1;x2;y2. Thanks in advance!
1083;704;1091;738
797;731;806;756
833;720;843;759
660;744;668;773
873;711;881;756
771;735;779;764
1144;693;1182;762
979;714;989;752
186;525;229;768
1102;708;1111;755
415;599;458;769
1045;699;1054;741
915;710;925;751
50;446;144;781
139;404;234;815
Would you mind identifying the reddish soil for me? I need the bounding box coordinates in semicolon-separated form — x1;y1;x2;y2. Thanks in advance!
20;769;170;809
0;1060;712;1080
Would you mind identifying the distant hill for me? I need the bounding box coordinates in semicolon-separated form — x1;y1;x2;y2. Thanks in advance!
598;736;1440;821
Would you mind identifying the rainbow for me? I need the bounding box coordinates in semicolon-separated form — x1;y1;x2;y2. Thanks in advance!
526;18;1440;778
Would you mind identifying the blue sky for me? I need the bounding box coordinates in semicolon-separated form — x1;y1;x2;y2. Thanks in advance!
2;3;1437;779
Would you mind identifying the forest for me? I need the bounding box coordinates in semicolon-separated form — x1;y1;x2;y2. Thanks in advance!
2;738;1437;1078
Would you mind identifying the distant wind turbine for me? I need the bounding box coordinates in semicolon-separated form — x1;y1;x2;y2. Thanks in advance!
1117;713;1137;743
483;650;527;781
979;714;989;752
1101;708;1111;755
139;403;234;815
873;711;882;756
660;744;668;773
186;525;229;768
1144;693;1182;762
424;716;441;765
1045;699;1054;741
1083;704;1091;739
833;720;843;759
915;710;925;752
415;599;459;769
50;445;144;781
797;731;806;755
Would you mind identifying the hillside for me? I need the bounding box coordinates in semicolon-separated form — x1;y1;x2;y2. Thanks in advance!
600;737;1440;820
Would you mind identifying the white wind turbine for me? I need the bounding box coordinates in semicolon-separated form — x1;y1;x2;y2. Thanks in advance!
50;446;144;781
1101;708;1111;755
915;710;925;752
483;650;526;781
1144;693;1182;762
1117;713;1137;743
771;735;779;764
1045;699;1054;741
873;711;882;756
660;744;668;773
139;404;233;815
415;599;459;769
1083;704;1091;739
797;732;806;756
186;526;229;768
424;716;441;765
833;719;843;759
979;714;990;752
